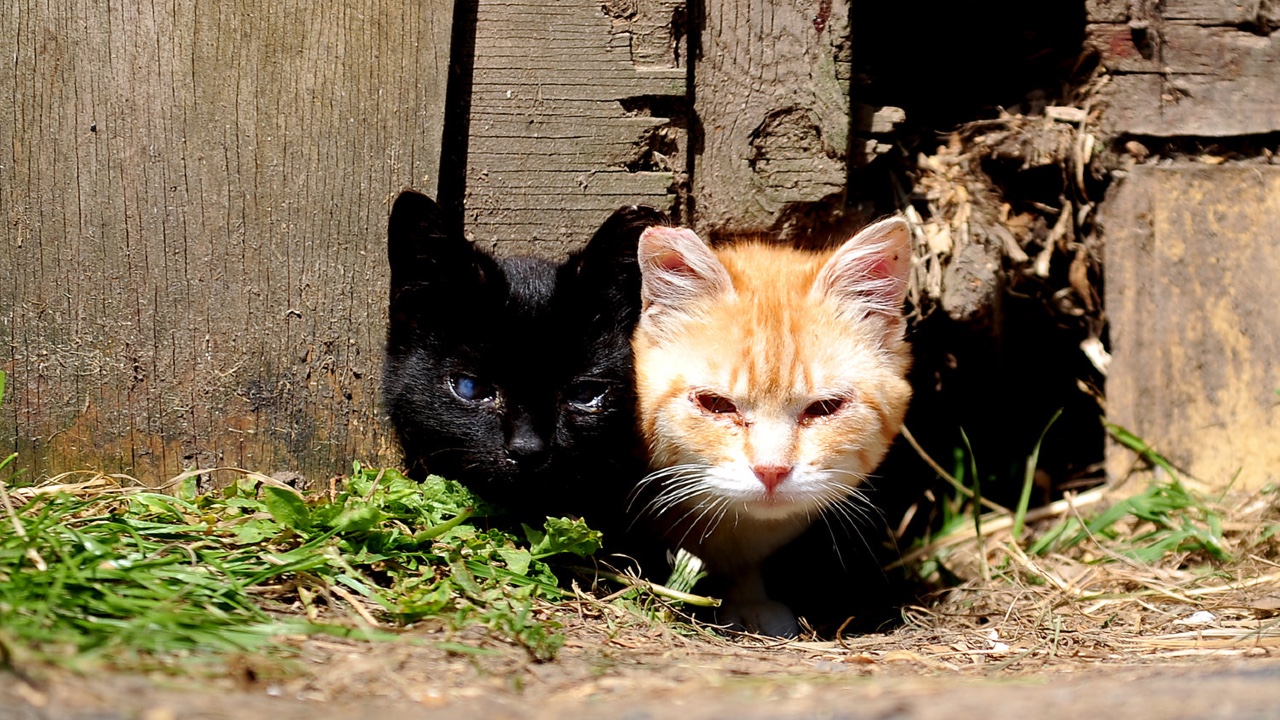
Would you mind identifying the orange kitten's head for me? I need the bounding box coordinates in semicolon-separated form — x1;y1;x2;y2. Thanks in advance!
632;218;913;541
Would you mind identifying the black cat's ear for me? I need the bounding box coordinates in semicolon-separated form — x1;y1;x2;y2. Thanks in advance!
570;205;670;298
388;189;482;297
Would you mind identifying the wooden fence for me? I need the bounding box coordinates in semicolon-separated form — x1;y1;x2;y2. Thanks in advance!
2;0;873;481
2;0;453;480
3;0;1278;490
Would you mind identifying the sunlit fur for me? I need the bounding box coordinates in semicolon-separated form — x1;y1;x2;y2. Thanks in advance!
632;218;912;634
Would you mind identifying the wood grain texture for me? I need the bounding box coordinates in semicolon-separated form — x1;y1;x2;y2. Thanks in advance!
1103;165;1280;490
691;0;851;238
1088;5;1280;136
1162;0;1279;23
460;0;685;256
0;0;453;481
1087;0;1277;24
1086;0;1131;23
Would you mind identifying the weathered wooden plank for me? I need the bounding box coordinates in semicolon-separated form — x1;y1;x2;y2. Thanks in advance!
606;0;685;67
469;151;650;166
1162;0;1265;23
691;0;851;238
468;142;662;164
471;107;642;119
1091;0;1277;24
1104;165;1280;491
470;117;668;135
1086;0;1131;22
458;0;685;251
0;0;453;481
472;77;685;97
470;170;675;192
1091;22;1280;135
1098;72;1280;136
1089;23;1280;75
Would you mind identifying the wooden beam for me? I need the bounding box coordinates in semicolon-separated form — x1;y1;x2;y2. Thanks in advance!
457;0;686;255
691;0;851;238
0;0;454;482
1104;165;1280;491
1089;7;1280;136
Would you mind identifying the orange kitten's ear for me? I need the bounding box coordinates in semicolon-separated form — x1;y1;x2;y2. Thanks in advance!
813;216;912;318
638;226;733;318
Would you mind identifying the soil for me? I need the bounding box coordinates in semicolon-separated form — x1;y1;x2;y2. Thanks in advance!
5;613;1280;720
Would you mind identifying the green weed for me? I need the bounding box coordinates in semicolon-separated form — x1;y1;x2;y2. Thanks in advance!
903;417;1231;583
1025;423;1228;563
1012;409;1061;539
1026;477;1227;562
0;463;601;668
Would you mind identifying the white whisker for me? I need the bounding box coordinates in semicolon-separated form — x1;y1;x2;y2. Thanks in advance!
673;496;724;550
819;514;847;570
630;463;714;516
700;499;732;542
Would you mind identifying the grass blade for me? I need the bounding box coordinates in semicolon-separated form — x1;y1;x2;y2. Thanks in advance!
0;467;605;668
1105;421;1187;488
1013;408;1063;541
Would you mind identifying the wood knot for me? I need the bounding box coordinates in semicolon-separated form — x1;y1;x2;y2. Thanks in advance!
601;0;637;20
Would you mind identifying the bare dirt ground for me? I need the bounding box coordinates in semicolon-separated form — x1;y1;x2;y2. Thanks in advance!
8;474;1280;719
8;465;1280;719
6;609;1280;720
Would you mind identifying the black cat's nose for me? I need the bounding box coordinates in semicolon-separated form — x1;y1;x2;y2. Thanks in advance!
506;416;546;462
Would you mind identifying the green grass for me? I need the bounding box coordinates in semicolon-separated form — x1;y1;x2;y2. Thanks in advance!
1025;475;1227;562
1025;422;1229;563
0;370;720;672
1012;409;1062;539
0;462;601;668
905;416;1234;585
0;368;616;668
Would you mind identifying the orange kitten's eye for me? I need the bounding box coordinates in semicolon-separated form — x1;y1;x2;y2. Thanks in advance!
695;392;738;415
802;398;844;418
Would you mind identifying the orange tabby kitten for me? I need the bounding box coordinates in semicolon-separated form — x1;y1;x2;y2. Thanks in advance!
632;218;913;636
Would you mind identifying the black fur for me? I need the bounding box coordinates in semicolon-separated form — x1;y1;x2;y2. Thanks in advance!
383;189;667;530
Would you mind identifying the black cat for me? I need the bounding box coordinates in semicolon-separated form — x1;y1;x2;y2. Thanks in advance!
383;189;666;531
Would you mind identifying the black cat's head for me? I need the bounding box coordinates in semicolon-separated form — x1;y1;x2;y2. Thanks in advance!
383;189;667;521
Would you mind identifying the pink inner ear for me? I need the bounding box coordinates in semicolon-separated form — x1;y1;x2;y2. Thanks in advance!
816;217;912;314
654;250;693;274
867;257;893;280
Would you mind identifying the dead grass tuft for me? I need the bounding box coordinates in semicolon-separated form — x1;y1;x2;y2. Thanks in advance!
740;468;1280;675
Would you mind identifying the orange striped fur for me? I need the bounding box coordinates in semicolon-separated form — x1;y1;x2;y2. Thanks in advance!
632;217;913;635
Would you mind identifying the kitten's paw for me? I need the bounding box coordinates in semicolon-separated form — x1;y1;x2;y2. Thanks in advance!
719;600;800;638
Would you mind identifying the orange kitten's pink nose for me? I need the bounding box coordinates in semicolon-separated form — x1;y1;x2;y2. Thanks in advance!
752;464;792;491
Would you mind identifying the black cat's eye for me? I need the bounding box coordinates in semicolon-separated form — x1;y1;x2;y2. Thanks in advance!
565;379;609;411
694;392;738;415
450;374;495;403
802;398;844;418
